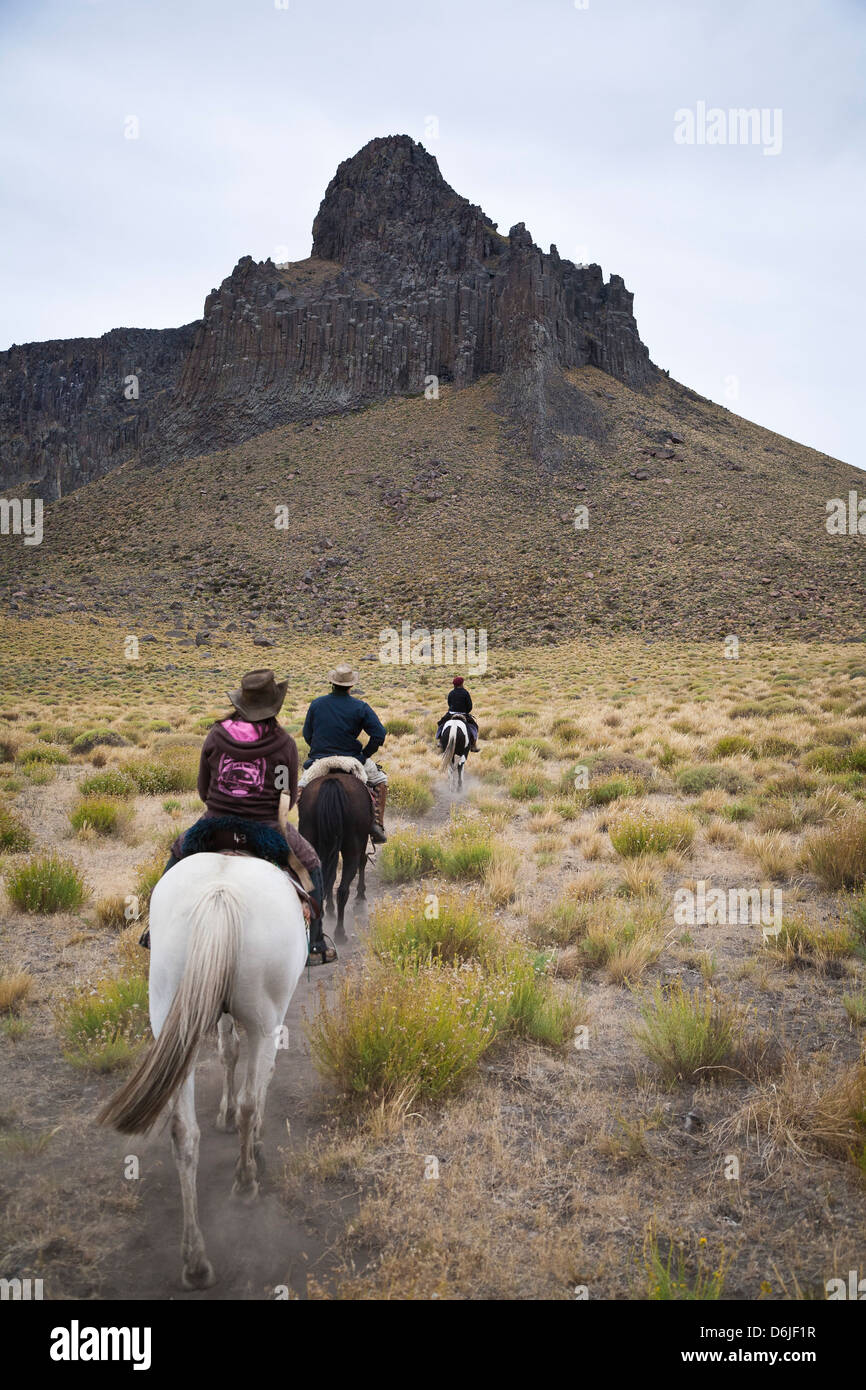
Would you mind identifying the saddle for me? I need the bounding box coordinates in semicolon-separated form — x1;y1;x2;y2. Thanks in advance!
299;755;368;787
179;817;317;914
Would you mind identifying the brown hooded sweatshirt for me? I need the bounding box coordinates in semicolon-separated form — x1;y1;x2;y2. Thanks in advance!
192;718;319;873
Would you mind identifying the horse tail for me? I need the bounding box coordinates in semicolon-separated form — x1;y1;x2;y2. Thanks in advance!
316;777;346;900
98;880;243;1135
440;723;457;772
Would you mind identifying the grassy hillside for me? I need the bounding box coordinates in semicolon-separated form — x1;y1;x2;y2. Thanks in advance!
2;367;863;645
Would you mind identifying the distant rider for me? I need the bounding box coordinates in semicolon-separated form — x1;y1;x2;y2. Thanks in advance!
437;675;479;751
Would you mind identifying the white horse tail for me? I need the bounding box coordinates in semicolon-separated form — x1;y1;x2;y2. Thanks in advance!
99;882;243;1135
440;722;457;773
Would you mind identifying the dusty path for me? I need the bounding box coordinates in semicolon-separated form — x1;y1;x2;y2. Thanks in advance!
90;770;477;1300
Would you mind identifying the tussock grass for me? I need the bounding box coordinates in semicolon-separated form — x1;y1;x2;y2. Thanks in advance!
378;830;443;884
133;850;167;914
740;830;797;881
0;970;33;1013
307;962;505;1103
0;804;31;851
95;894;132;930
508;773;552;801
715;1056;866;1171
379;823;495;884
127;750;198;795
804;810;866;888
18;744;70;766
388;772;434;816
69;796;132;837
609;808;695;858
842;990;866;1026
633;981;740;1083
56;973;150;1072
483;847;520;905
5;854;89;913
369;893;499;967
763;914;853;973
618;856;663;898
384;717;414;736
79;769;136;798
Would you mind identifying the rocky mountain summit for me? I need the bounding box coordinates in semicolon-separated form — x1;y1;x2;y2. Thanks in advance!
0;135;652;496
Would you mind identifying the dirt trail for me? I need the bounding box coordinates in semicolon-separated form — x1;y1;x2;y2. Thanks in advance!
92;770;477;1300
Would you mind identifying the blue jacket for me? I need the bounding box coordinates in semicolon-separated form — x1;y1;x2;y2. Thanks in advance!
302;691;387;766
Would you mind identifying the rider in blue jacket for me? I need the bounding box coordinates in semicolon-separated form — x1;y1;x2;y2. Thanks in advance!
302;662;388;842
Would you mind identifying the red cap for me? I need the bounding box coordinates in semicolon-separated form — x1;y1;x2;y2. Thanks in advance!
453;675;464;686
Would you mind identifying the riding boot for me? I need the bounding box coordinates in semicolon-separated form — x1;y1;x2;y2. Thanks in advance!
307;865;325;947
369;784;387;844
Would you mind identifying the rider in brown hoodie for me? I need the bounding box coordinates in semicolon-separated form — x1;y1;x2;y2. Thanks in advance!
150;671;332;963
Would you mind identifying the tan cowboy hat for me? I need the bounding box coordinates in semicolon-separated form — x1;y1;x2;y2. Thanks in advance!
226;669;289;720
328;662;357;688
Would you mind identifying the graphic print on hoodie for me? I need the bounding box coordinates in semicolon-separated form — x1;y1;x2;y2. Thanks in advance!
197;718;299;820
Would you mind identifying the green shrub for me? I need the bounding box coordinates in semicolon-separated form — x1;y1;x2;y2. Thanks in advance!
6;854;89;913
80;770;136;798
384;717;414;736
69;797;130;837
71;729;128;754
388;772;434;816
501;950;579;1045
19;745;69;766
676;764;746;796
307;960;505;1102
586;775;641;806
806;743;866;775
56;973;150;1071
509;773;551;801
720;799;757;823
610;810;695;858
378;830;441;884
712;733;754;758
633;981;739;1082
438;824;495;880
129;752;198;795
0;805;31;851
369;893;497;967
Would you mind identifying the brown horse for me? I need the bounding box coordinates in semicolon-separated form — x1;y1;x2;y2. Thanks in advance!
298;772;372;935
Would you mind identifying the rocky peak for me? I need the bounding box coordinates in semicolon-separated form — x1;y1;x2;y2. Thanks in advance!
0;135;655;492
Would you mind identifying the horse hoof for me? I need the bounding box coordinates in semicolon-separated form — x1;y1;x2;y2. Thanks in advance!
182;1260;216;1290
231;1179;259;1203
215;1112;236;1133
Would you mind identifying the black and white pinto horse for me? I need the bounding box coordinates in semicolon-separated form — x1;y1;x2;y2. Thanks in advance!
438;714;470;790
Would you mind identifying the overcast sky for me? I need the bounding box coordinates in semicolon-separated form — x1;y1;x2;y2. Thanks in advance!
1;0;863;467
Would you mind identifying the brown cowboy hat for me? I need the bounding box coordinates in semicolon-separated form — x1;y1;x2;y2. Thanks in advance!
226;669;289;720
328;662;357;688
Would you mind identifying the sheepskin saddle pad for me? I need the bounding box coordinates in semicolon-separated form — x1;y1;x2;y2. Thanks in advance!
299;755;368;787
180;816;290;869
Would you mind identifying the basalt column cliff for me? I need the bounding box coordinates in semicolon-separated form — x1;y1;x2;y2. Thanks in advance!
0;135;654;495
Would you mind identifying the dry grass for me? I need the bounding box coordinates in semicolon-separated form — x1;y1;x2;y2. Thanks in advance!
715;1056;866;1173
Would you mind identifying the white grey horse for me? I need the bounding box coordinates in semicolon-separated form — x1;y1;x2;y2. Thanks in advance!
99;854;307;1289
